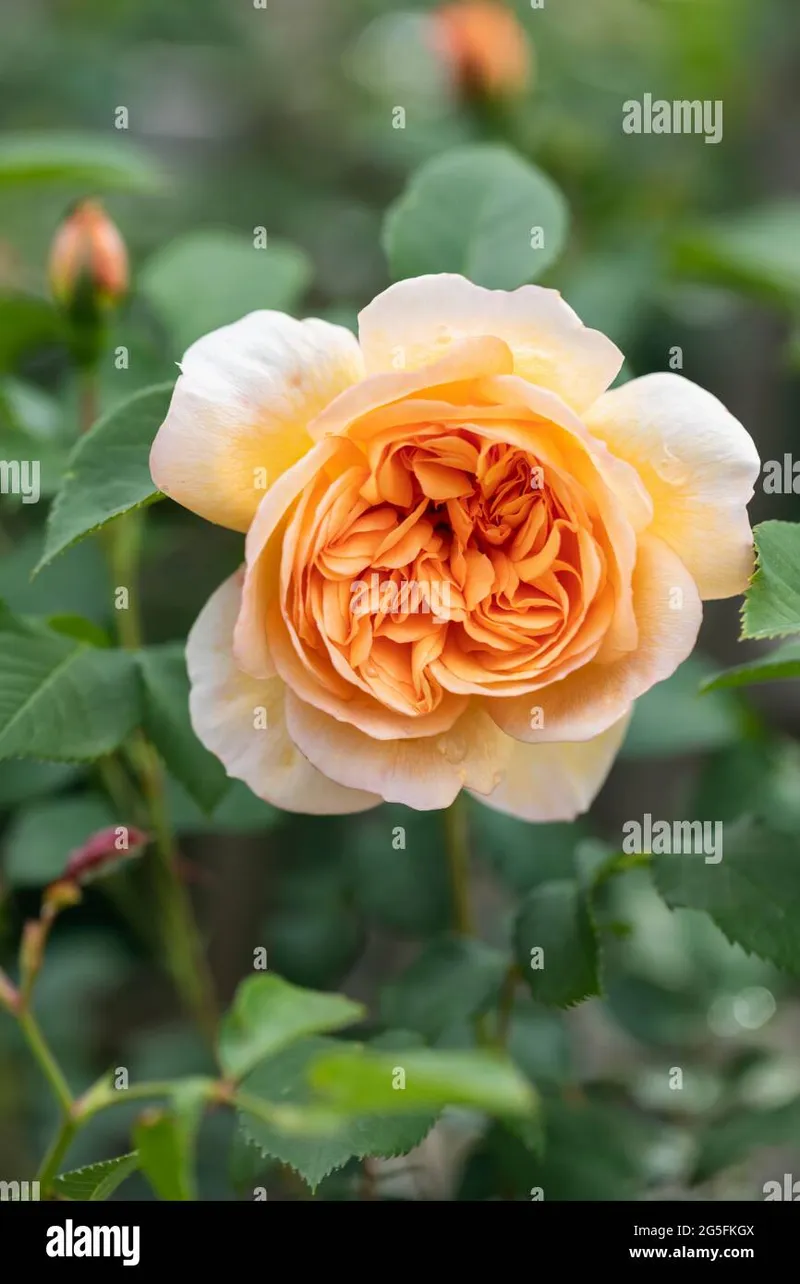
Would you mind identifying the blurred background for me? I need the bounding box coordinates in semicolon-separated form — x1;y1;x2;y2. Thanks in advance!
1;0;800;1200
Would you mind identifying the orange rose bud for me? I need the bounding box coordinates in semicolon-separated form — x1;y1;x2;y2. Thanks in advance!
432;2;532;99
48;199;129;315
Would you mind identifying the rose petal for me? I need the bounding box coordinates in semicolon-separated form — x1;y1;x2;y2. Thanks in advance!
358;274;623;413
187;571;380;814
585;372;760;600
150;312;364;532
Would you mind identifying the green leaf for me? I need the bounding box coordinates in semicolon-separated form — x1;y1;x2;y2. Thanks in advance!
693;1097;800;1184
219;974;364;1081
348;805;450;936
380;936;508;1041
0;759;81;810
47;615;111;647
133;1082;207;1202
53;1152;140;1201
384;144;569;287
238;1036;436;1192
0;132;163;191
140;231;313;355
165;775;284;835
741;521;800;641
2;793;115;887
621;655;744;757
701;641;800;692
0;532;111;624
0;610;141;762
514;880;601;1007
467;797;586;894
653;816;800;976
310;1044;537;1118
676;201;800;307
36;383;174;573
136;645;229;813
265;906;366;991
0;295;67;373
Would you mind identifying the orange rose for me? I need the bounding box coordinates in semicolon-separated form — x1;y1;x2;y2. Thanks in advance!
431;2;532;99
150;275;759;819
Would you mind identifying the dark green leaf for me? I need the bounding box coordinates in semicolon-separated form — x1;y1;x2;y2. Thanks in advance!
653;816;800;975
36;383;174;573
514;880;601;1007
701;641;800;691
136;644;229;813
53;1152;140;1201
380;936;508;1041
348;805;450;936
2;793;115;886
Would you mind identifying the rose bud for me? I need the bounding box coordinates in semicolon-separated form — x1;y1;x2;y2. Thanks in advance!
48;199;129;318
63;824;149;887
431;2;532;100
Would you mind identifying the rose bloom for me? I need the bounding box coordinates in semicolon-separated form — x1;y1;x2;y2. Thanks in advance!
150;275;759;821
431;1;532;98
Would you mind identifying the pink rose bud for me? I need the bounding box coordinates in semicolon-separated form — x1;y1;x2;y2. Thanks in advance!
48;199;129;315
63;825;149;886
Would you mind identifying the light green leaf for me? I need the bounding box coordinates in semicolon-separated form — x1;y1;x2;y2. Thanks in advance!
310;1044;537;1118
140;231;313;355
136;645;229;813
2;793;115;887
219;974;364;1081
36;383;174;573
53;1152;140;1201
238;1036;436;1192
621;655;744;757
0;610;141;762
741;521;800;640
380;936;508;1040
514;880;601;1008
384;144;569;287
133;1081;207;1201
653;816;800;975
701;641;800;692
0;132;163;191
676;201;800;306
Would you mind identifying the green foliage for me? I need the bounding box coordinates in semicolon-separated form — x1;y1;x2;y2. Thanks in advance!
676;201;800;307
348;806;451;936
238;1036;436;1192
0;132;163;190
653;817;800;975
514;880;601;1008
692;1097;800;1185
136;644;229;813
140;231;313;355
133;1083;207;1201
701;641;800;692
741;522;800;641
219;974;364;1081
384;145;568;287
54;1153;141;1201
0;608;140;761
2;793;114;886
621;656;744;757
380;936;508;1041
36;383;174;573
0;296;67;373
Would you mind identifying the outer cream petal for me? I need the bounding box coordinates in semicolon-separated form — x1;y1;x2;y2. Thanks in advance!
150;312;365;533
284;691;511;810
584;372;760;600
358;274;623;414
187;571;380;815
488;533;702;743
470;714;630;823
